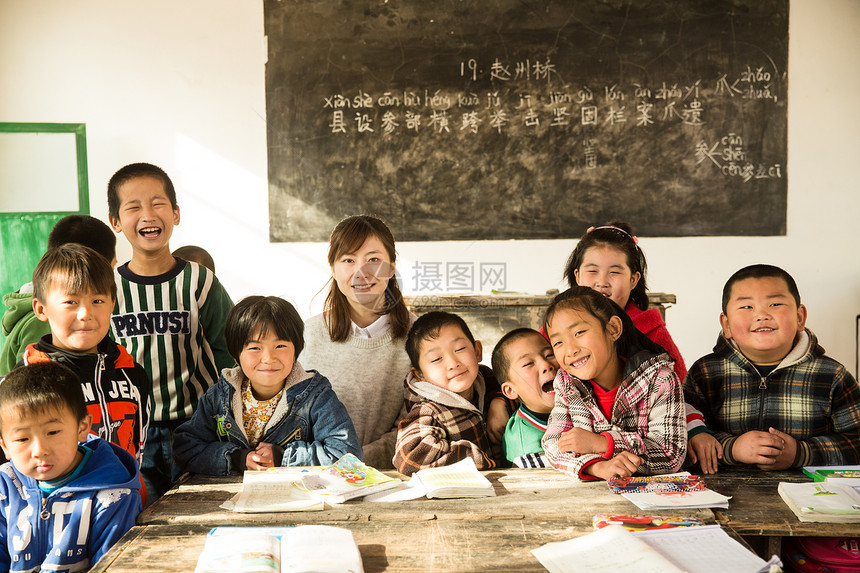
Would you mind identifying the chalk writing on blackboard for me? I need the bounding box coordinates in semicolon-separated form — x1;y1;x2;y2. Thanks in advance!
318;62;781;182
264;0;788;242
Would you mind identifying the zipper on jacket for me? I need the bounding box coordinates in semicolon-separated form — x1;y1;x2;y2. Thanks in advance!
757;376;767;429
95;353;111;442
40;495;50;520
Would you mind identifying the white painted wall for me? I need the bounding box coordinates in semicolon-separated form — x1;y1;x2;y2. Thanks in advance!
2;0;858;370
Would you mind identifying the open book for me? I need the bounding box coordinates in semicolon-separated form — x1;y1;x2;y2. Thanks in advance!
414;457;495;498
531;524;780;573
299;453;401;503
778;480;860;523
194;525;363;573
222;468;324;513
363;457;496;502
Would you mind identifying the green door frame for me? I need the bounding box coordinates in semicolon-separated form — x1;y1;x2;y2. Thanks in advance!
0;122;89;345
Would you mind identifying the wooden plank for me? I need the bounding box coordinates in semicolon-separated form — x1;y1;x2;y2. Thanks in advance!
92;521;600;572
705;468;860;538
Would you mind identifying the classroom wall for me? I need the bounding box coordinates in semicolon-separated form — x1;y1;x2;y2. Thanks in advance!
1;0;858;370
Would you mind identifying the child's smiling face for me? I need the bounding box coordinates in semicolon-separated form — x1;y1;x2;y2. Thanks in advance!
239;329;296;401
414;324;482;400
33;279;114;355
500;333;558;414
720;276;807;365
574;245;640;310
546;306;623;391
109;175;179;257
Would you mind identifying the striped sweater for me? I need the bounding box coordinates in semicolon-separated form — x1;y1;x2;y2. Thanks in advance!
111;258;234;422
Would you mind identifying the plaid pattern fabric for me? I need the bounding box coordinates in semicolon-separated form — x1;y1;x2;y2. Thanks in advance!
542;351;686;480
393;369;497;476
682;329;860;467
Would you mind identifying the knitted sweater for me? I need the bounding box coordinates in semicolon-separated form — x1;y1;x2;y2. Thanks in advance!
111;259;234;422
625;301;687;382
300;313;413;469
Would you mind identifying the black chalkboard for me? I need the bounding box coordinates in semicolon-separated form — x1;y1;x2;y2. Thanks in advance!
264;0;788;242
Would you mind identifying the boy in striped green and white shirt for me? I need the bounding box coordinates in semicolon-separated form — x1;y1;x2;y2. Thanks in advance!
108;162;234;503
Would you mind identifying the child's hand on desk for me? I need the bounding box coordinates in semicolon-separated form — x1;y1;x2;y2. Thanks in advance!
754;428;797;471
245;442;275;470
558;427;607;455
688;433;723;474
732;429;788;467
584;451;642;480
486;398;511;445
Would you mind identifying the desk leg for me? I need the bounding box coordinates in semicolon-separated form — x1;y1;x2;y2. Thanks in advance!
766;535;782;560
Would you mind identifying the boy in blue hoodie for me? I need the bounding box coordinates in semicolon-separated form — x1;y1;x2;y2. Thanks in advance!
0;362;141;571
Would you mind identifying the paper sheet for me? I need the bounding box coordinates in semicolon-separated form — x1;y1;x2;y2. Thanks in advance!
531;524;781;573
632;525;781;573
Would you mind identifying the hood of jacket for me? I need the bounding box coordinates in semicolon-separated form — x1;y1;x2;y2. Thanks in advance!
219;361;315;430
403;365;489;414
2;290;35;336
713;327;819;374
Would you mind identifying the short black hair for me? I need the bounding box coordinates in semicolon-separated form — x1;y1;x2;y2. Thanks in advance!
722;264;801;314
405;311;476;370
491;328;544;384
32;243;117;304
0;362;88;434
173;245;216;273
225;296;304;363
107;162;178;220
48;214;117;264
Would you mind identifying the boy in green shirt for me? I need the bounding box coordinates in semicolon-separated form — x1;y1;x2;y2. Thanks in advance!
493;328;559;467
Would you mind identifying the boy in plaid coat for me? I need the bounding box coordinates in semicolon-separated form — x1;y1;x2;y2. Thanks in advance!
393;311;501;476
684;264;860;472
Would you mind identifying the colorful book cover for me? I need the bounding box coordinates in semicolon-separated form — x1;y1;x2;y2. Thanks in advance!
592;514;705;531
814;470;860;482
607;474;705;494
802;465;860;480
299;453;401;502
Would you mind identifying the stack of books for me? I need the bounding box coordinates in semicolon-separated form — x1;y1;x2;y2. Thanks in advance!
607;473;731;510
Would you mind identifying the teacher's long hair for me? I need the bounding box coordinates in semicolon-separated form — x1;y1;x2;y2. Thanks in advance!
323;215;411;342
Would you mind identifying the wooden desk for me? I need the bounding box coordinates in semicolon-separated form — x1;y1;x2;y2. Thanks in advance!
93;468;713;572
91;468;860;572
703;468;860;558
